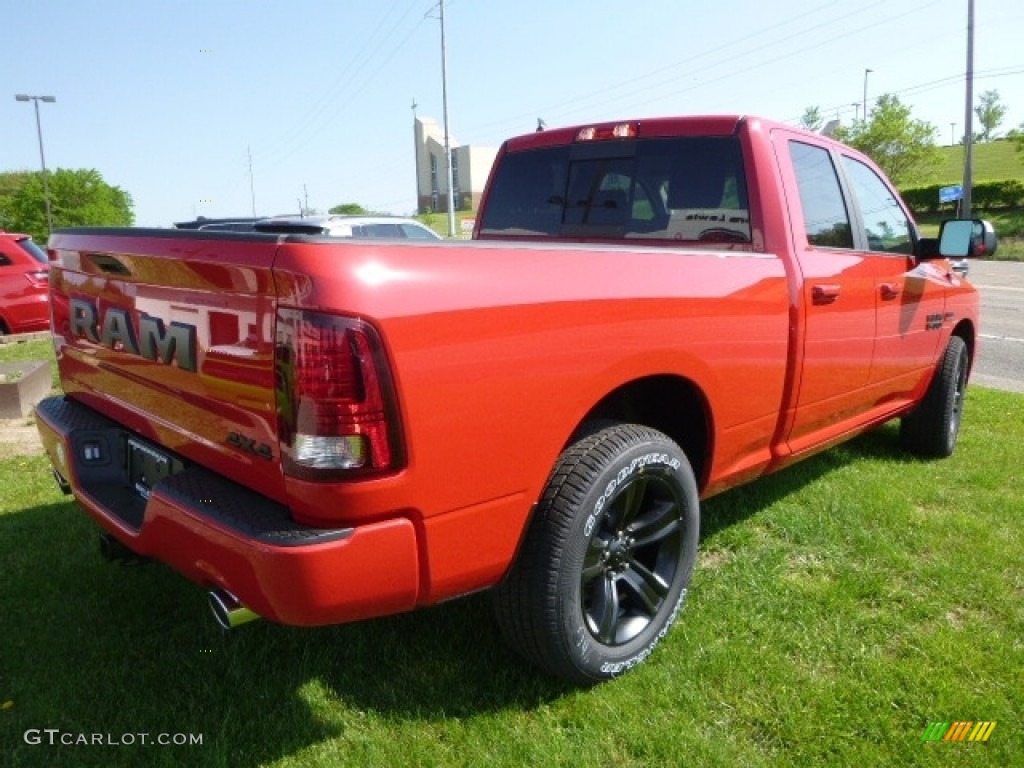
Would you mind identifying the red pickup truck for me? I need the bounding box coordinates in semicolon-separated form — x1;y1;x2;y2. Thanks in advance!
35;115;994;683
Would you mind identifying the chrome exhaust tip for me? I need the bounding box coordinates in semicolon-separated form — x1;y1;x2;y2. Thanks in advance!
208;588;260;630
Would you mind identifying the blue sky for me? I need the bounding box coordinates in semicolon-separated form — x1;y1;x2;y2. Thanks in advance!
3;0;1022;227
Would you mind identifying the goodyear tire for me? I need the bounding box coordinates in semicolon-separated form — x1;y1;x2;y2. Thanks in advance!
900;336;969;458
494;424;699;684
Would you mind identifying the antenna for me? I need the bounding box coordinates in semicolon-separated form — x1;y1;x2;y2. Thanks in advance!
247;145;256;216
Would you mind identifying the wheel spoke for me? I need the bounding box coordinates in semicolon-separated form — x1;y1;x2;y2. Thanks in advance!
591;573;620;644
951;352;968;438
621;560;669;615
627;499;682;548
618;477;649;528
581;536;608;582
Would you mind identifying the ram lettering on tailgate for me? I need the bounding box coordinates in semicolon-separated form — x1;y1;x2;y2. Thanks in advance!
69;297;198;371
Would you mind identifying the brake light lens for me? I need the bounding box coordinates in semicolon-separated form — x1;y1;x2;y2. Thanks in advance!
575;122;638;142
275;309;403;478
25;270;49;287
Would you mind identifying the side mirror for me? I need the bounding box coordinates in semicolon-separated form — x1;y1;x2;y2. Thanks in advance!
938;219;997;259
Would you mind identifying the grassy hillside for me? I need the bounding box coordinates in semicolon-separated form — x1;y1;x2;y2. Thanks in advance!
914;138;1023;185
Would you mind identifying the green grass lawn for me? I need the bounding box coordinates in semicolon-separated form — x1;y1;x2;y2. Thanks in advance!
0;337;59;389
1;387;1020;767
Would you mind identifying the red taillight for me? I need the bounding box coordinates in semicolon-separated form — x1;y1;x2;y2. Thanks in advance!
25;270;49;287
276;309;402;477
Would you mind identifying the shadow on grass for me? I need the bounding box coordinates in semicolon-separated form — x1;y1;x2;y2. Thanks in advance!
1;494;571;767
1;425;922;766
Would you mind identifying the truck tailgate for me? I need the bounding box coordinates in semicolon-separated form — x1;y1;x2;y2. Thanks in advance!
47;229;286;503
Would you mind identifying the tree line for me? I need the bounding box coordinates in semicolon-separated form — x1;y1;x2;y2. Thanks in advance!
0;168;133;244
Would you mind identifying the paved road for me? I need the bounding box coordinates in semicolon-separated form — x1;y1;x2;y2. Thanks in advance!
967;260;1024;393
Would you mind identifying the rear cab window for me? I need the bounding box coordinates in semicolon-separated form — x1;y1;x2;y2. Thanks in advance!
478;136;751;244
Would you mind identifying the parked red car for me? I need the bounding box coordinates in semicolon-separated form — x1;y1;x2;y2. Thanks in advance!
0;230;50;334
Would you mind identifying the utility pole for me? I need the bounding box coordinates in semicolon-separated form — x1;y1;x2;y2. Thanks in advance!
950;122;957;147
862;68;873;121
962;0;975;218
439;0;456;237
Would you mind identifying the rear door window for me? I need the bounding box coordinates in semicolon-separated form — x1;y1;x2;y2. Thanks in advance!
400;223;438;240
788;141;854;249
840;156;914;254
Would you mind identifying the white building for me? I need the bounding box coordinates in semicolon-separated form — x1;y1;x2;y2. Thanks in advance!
414;116;498;214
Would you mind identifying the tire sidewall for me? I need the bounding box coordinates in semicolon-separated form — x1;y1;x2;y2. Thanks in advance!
937;337;968;455
556;432;698;680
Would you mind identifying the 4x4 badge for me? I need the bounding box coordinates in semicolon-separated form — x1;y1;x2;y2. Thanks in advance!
227;432;274;461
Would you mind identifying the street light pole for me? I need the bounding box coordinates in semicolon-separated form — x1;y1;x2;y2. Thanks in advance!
862;68;873;121
14;94;56;235
438;0;456;238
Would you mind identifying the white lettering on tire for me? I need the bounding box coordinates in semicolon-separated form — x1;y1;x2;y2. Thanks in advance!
583;452;681;539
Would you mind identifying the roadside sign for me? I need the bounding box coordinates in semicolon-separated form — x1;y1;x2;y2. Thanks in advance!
939;185;963;203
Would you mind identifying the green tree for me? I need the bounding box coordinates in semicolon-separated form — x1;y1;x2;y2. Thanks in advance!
974;89;1007;142
833;94;941;185
328;203;369;215
799;106;824;132
0;168;133;242
0;171;34;228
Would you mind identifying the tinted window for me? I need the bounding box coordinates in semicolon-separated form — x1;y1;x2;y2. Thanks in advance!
360;223;403;239
17;238;49;264
400;223;439;240
479;137;750;243
479;147;568;236
841;156;913;254
253;222;324;235
198;222;257;232
788;141;853;249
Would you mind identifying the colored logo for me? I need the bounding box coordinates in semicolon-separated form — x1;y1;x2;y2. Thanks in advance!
921;721;996;742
